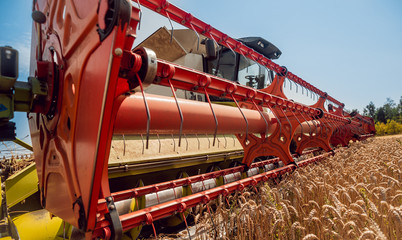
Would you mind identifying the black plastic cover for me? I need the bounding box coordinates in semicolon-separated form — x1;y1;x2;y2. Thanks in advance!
238;37;282;60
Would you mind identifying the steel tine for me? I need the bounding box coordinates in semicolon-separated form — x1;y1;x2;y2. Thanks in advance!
332;118;341;134
181;211;192;240
278;106;293;135
290;107;303;140
168;78;184;147
290;79;292;91
309;111;320;137
232;135;236;146
184;133;188;151
134;0;143;30
299;110;312;139
266;104;282;140
122;134;126;156
265;67;273;84
251;99;269;137
166;12;174;43
136;73;151;149
302;110;315;137
323;116;332;137
208;33;222;76
206;205;217;239
223;134;227;148
325;114;335;137
231;93;249;142
157;133;161;153
208;32;219;52
189;23;200;51
206;134;211;149
140;134;144;154
224;37;237;58
225;41;238;77
317;116;326;137
171;134;176;152
329;116;339;135
296;83;298;93
204;88;218;146
335;118;343;132
195;133;200;150
284;78;286;88
151;222;157;240
324;115;333;136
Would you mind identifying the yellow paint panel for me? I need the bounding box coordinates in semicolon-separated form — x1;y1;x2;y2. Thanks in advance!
12;209;65;239
5;163;38;208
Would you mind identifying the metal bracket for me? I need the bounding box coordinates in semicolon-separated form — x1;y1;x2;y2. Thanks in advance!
105;197;123;240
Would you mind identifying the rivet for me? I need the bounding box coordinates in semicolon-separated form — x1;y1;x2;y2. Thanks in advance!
114;48;123;56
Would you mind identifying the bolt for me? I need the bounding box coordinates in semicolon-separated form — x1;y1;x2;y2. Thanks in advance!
32;11;46;24
114;48;123;56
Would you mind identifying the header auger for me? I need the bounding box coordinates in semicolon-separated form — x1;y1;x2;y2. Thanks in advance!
0;0;375;239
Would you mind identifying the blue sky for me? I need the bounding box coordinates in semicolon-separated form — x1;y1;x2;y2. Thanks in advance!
1;0;401;155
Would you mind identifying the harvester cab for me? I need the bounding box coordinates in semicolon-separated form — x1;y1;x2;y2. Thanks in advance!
137;27;282;97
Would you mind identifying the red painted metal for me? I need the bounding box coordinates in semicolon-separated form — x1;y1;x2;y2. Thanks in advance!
136;0;343;107
92;151;333;237
114;94;275;135
29;0;140;232
100;149;318;207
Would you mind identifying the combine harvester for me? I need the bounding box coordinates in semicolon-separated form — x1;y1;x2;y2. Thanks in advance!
0;0;375;239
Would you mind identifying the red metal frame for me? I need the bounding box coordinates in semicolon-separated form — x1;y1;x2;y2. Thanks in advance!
136;0;343;107
92;151;333;237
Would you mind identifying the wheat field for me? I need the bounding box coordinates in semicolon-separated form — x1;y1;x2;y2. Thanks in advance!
165;136;402;240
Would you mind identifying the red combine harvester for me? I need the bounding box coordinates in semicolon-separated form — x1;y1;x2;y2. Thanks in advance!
0;0;375;239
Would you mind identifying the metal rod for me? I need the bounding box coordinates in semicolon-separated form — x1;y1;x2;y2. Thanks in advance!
122;134;126;156
136;73;151;149
231;94;249;142
204;88;218;146
168;78;184;147
251;99;269;137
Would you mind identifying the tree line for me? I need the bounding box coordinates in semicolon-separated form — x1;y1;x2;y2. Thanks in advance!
362;96;402;123
360;96;402;135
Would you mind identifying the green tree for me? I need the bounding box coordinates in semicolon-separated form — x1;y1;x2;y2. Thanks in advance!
369;96;402;135
376;107;386;123
363;101;376;119
383;98;398;121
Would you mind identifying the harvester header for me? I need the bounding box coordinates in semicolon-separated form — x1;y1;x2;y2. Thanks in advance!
0;0;374;239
